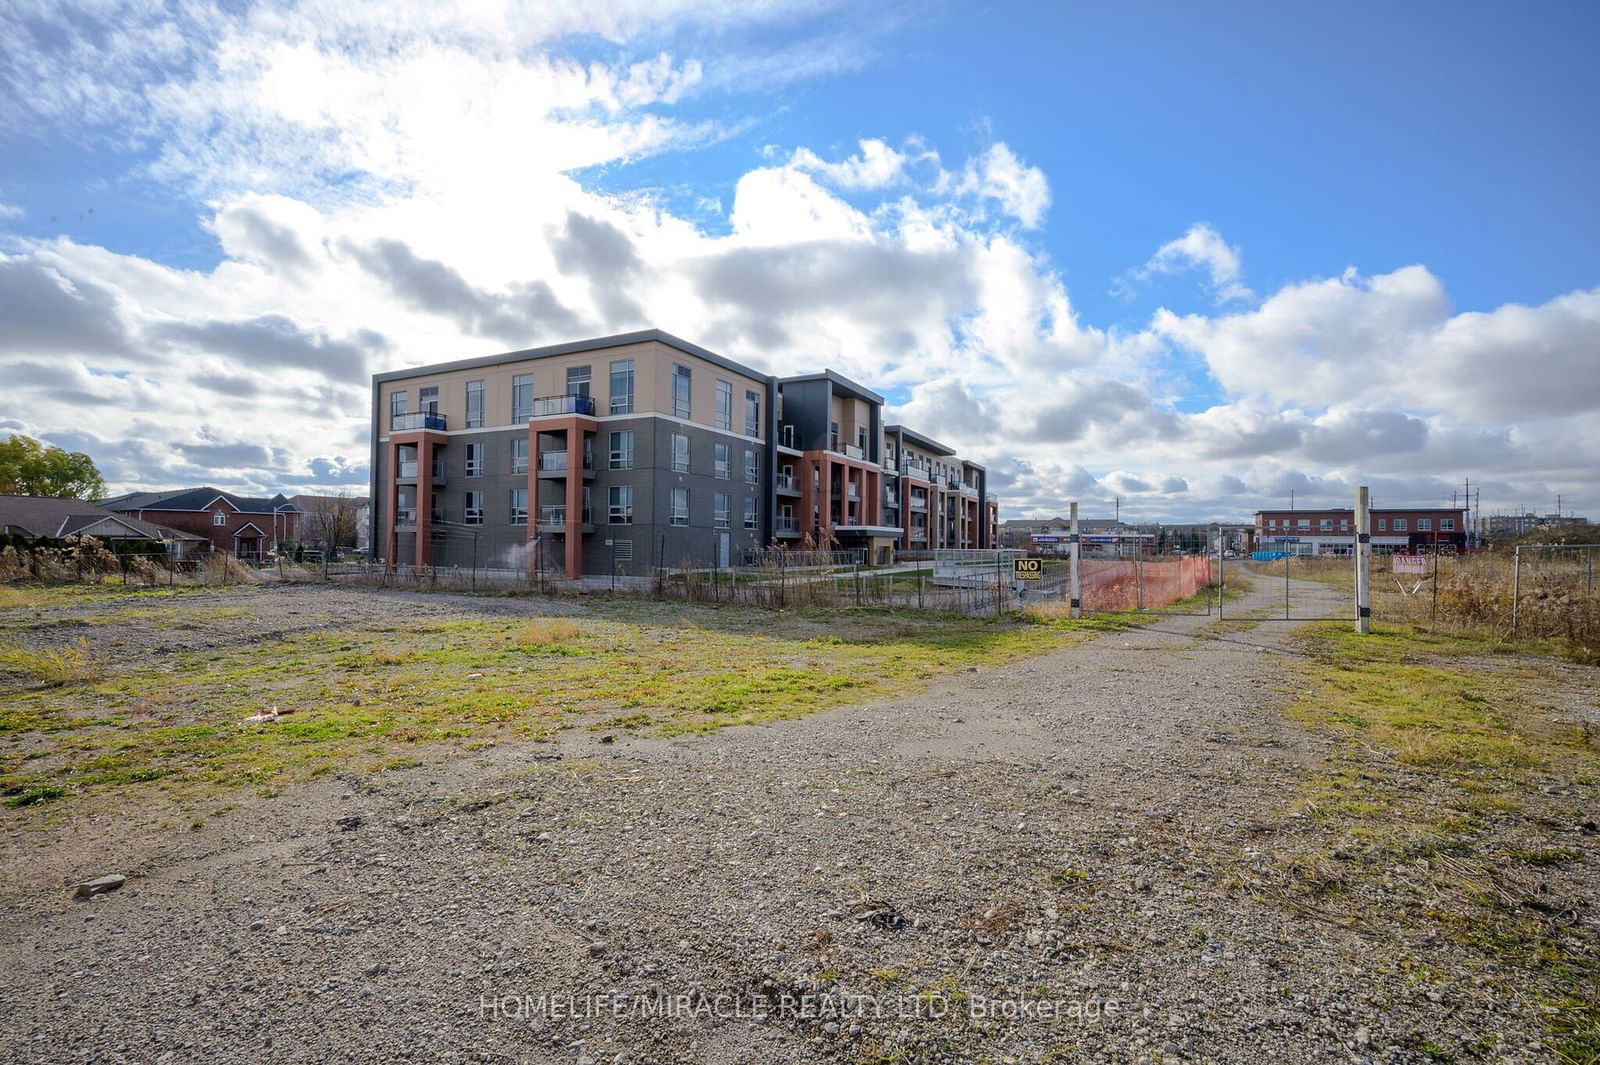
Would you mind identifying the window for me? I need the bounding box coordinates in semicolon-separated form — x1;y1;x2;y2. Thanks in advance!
1442;518;1455;531
745;391;760;437
714;443;730;479
670;487;689;526
829;421;839;450
1418;518;1432;531
389;391;406;422
1319;519;1332;531
464;491;483;525
509;489;527;525
744;496;758;530
1266;518;1276;529
744;448;758;484
512;374;533;423
714;493;730;528
511;438;529;475
1393;519;1408;532
671;433;689;473
1378;518;1388;531
714;379;733;430
419;386;439;414
566;364;591;398
465;380;484;428
465;442;483;477
1340;519;1349;531
609;430;634;470
1297;518;1310;530
608;485;633;525
672;364;691;419
857;426;867;454
609;359;634;414
213;510;227;526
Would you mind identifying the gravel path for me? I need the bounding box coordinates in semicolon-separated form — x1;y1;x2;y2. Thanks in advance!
0;574;1567;1063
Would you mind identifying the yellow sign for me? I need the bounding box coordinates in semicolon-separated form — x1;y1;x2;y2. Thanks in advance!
1013;557;1043;581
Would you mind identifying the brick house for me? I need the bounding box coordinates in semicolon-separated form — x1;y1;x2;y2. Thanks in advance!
102;488;300;560
1253;506;1468;555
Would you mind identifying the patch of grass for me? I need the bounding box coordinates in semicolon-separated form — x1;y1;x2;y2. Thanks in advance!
515;618;583;650
4;784;69;807
0;637;103;686
1279;623;1600;1060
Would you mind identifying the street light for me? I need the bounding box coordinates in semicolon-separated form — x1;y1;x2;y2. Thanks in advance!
272;503;296;556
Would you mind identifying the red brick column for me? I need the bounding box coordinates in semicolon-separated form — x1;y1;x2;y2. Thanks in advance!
414;438;433;568
819;456;833;543
526;425;539;580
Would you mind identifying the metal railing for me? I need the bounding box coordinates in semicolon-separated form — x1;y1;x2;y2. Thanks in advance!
775;516;799;533
527;394;596;418
539;452;594;473
539;505;594;526
776;474;798;492
397;461;419;479
391;411;447;432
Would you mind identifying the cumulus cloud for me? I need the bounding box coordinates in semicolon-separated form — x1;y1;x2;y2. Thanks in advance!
1121;223;1252;303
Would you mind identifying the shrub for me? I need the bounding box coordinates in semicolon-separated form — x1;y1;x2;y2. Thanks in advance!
515;619;581;649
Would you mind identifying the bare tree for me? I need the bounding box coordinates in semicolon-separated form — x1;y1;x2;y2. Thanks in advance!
300;493;360;576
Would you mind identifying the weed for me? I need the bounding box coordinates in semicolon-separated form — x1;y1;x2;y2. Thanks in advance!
515;619;583;652
4;784;68;807
0;637;102;686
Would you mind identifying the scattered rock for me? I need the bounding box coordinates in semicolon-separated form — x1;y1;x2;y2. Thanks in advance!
72;875;126;899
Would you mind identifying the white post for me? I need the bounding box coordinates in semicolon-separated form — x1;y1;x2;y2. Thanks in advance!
1355;485;1371;634
1069;501;1082;619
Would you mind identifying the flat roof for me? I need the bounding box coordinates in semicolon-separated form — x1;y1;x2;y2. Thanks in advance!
778;369;883;405
372;329;774;387
1254;506;1466;514
884;424;956;456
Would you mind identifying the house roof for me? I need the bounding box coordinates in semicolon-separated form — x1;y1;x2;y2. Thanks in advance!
102;487;298;515
0;495;205;541
778;369;884;406
884;424;957;457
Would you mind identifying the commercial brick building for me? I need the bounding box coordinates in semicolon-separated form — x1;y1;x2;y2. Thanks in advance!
371;331;1000;578
1253;506;1468;555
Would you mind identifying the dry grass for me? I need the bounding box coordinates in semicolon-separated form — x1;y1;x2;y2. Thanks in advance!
0;636;103;686
514;618;582;648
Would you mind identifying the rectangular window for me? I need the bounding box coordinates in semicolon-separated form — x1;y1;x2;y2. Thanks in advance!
465;442;483;477
512;374;533;423
670;487;689;526
389;391;406;422
1393;518;1408;531
671;432;689;473
744;496;757;530
714;442;730;479
672;364;691;419
714;493;730;529
1319;519;1332;531
464;491;483;525
608;485;633;525
1442;518;1455;531
1418;518;1432;531
745;391;760;437
509;488;527;525
857;426;867;454
609;430;634;470
829;421;839;450
418;386;439;415
744;448;758;483
512;438;530;475
714;379;732;430
1297;518;1310;530
609;359;634;415
213;510;227;526
566;364;591;398
465;380;484;428
1378;518;1388;531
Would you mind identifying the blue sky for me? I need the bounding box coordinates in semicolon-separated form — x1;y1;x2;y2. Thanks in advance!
1;0;1597;519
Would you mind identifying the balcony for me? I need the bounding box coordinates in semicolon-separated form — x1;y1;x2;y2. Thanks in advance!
519;394;596;420
903;463;930;482
776;473;800;495
397;460;419;480
909;498;928;512
539;505;594;531
946;478;963;491
391;411;447;432
394;507;417;528
960;483;979;497
775;516;801;537
537;451;595;478
846;483;860;500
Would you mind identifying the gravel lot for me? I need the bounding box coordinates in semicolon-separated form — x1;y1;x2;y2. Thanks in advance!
0;576;1593;1064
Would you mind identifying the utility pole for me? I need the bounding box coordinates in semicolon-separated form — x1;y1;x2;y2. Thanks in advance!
1355;485;1371;635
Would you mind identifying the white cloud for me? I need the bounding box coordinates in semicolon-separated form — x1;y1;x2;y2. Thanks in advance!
941;142;1051;228
1121;223;1252;303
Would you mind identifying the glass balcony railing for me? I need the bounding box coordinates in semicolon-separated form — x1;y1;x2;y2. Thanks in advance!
776;473;799;492
538;452;594;473
391;411;446;432
775;516;799;533
397;461;419;479
395;507;417;525
540;505;593;526
521;394;596;419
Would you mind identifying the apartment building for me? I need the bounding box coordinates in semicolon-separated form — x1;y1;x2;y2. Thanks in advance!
372;331;1001;576
1253;507;1468;555
372;331;776;579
